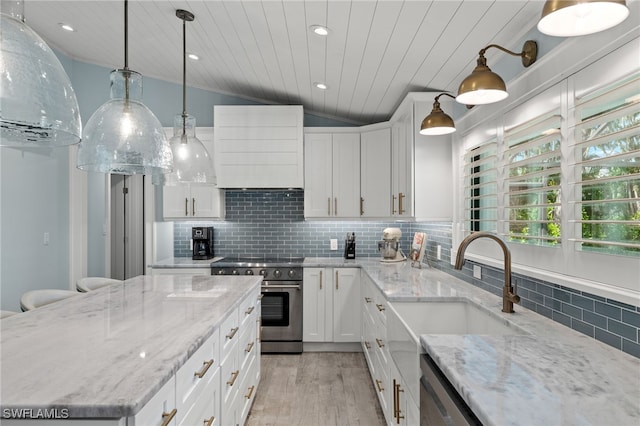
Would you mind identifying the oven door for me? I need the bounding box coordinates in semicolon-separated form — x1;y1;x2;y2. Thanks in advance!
260;281;302;353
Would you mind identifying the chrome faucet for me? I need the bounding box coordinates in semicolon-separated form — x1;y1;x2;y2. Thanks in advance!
454;232;520;313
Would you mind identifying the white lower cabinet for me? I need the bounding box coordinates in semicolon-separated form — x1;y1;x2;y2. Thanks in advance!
303;267;360;343
132;286;260;426
361;273;418;426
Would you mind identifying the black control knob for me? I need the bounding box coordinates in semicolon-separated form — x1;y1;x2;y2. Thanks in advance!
245;270;254;275
232;270;239;275
288;269;296;278
259;269;267;277
273;270;282;278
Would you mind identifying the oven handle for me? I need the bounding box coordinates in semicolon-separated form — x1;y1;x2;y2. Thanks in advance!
261;284;301;290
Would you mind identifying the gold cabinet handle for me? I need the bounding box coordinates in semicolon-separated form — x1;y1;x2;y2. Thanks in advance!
245;385;256;400
392;194;397;214
334;197;337;216
335;270;339;290
360;197;364;216
319;270;323;290
258;293;264;300
194;359;214;379
185;197;189;216
204;416;215;426
376;303;386;312
226;370;239;386
364;341;371;349
327;197;331;216
192;197;196;216
226;327;239;340
376;338;385;348
161;408;177;426
398;192;405;215
245;341;255;353
364;297;372;303
245;306;255;315
394;380;405;423
375;379;384;392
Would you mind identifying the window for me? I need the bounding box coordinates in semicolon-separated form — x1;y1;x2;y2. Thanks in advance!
504;113;562;246
464;139;498;234
572;74;640;256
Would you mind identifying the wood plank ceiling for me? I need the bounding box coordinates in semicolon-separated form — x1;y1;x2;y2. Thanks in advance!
22;1;543;125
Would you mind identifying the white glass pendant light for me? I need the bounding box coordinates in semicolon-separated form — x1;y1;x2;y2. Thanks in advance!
77;0;172;176
156;9;215;186
0;1;81;147
538;0;629;37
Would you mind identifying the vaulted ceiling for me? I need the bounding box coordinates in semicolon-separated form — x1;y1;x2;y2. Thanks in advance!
23;0;545;125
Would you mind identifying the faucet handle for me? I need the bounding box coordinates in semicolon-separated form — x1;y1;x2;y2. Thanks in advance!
511;279;521;304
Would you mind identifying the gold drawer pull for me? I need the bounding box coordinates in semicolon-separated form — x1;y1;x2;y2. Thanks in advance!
258;294;264;300
245;306;255;315
226;327;239;340
161;408;177;426
376;303;385;312
364;341;371;349
376;338;385;348
375;379;384;392
245;385;255;399
204;416;215;426
226;370;239;386
364;297;372;303
194;359;214;378
245;341;255;353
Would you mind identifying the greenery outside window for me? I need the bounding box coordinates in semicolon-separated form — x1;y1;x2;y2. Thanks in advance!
504;113;562;246
572;74;640;256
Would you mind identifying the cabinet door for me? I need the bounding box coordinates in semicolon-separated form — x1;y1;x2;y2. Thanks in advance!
304;134;333;218
133;376;177;426
302;268;327;341
333;268;361;342
190;185;224;219
163;185;191;218
332;134;360;217
361;128;391;217
392;111;413;218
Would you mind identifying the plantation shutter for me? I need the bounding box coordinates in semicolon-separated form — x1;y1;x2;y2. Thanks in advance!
463;139;498;234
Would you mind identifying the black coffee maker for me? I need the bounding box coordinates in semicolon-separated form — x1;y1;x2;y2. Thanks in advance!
192;227;214;260
344;232;356;259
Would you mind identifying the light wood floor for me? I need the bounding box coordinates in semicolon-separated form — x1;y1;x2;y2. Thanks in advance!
246;352;386;426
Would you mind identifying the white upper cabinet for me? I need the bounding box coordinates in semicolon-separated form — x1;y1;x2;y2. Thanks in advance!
214;105;304;189
361;127;392;218
391;108;414;218
162;128;225;220
304;132;360;218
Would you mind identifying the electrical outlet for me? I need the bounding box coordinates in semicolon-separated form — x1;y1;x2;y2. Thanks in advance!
473;265;482;279
436;245;442;260
330;239;338;250
43;232;50;246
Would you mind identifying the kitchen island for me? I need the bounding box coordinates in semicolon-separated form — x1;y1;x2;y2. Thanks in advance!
0;274;261;424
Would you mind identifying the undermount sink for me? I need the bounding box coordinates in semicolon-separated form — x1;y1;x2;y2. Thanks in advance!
390;300;527;336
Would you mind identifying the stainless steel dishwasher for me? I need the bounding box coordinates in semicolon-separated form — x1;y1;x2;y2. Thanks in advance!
420;354;482;426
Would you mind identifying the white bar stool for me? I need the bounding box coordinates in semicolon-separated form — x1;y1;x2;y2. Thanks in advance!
20;289;80;312
76;277;122;293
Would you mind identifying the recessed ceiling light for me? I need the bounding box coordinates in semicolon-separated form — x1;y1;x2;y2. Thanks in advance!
59;23;75;32
314;82;328;90
310;25;329;36
187;53;199;61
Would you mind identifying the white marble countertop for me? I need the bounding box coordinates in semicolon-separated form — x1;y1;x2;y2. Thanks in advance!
0;274;261;419
150;256;224;268
306;257;640;426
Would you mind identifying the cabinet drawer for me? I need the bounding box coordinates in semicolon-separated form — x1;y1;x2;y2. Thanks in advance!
237;348;260;426
220;308;239;362
175;329;218;422
133;376;176;426
371;345;390;419
239;288;260;329
178;367;219;426
238;316;258;372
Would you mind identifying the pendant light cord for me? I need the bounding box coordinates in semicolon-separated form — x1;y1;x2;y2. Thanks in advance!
124;0;130;100
182;16;187;136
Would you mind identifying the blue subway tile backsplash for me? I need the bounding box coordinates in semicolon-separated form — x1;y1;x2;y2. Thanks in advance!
171;189;640;358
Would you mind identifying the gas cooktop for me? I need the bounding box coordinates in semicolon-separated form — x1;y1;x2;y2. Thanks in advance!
211;256;305;267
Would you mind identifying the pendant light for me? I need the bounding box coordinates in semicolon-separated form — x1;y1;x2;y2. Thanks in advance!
155;9;215;186
420;93;456;136
77;0;172;176
456;41;537;106
538;0;629;37
0;1;81;147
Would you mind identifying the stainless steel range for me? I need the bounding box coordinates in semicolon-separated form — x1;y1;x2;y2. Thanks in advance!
212;256;304;353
